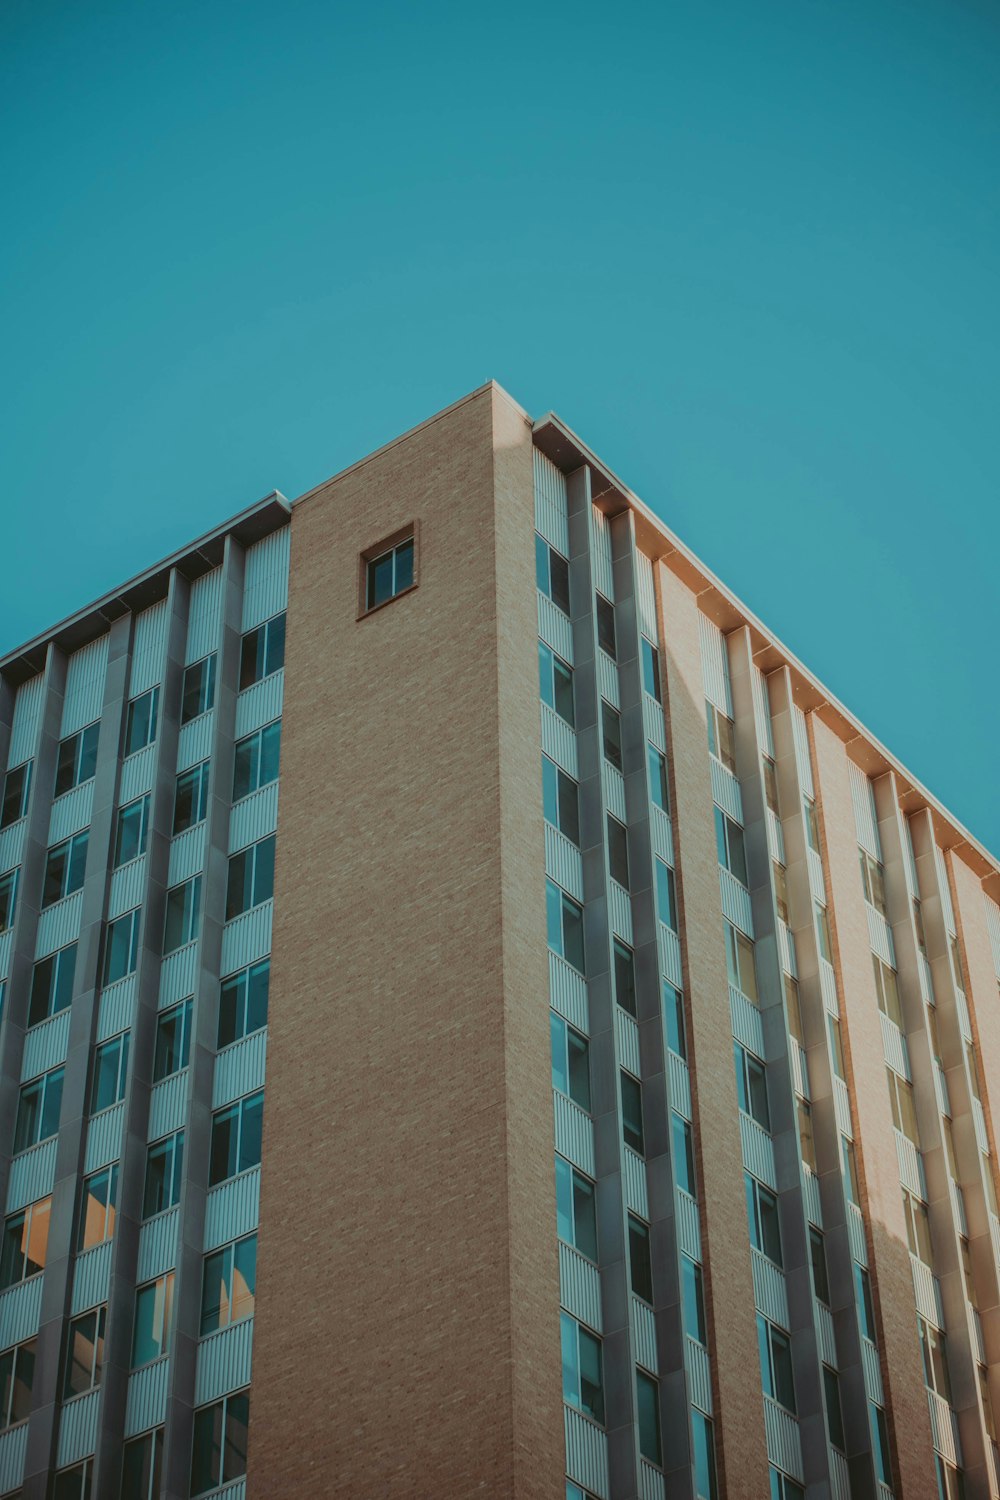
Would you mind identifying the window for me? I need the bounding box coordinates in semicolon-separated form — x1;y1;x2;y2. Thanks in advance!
902;1189;933;1264
209;1092;263;1185
648;746;669;812
715;808;748;884
693;1411;718;1500
682;1254;707;1343
64;1306;106;1397
951;936;966;993
122;1427;164;1500
365;533;416;611
181;654;217;724
978;1364;996;1442
53;1460;93;1500
773;863;789;924
550;1013;590;1111
784;976;804;1044
54;723;100;797
0;1197;51;1289
706;702;736;771
154;999;193;1081
115;796;150;866
887;1068;920;1146
803;796;821;854
621;1072;644;1155
613;940;636;1018
919;1316;953;1401
770;1471;805;1500
724;922;758;1002
673;1113;696;1197
103;909;141;985
560;1314;604;1424
936;1458;967;1500
91;1033;130;1113
842;1137;861;1204
218;961;269;1049
628;1216;653;1302
78;1165;118;1251
746;1174;782;1266
143;1133;184;1219
855;1264;877;1342
131;1274;174;1366
913;898;928;956
815;903;833;964
200;1233;257;1336
870;1402;891;1486
641;639;661;702
173;762;210;835
607;816;629;888
163;876;201;953
0;1337;35;1429
859;847;887;916
798;1099;817;1172
823;1365;845;1450
655;858;677;929
0;761;31;828
124;688;160;757
191;1390;249;1496
567;1486;601;1500
602;701;622;770
758;1315;796;1412
546;880;585;974
555;1156;598;1262
828;1015;846;1080
542;757;580;846
14;1067;64;1153
239;612;286;689
28;943;77;1027
233;720;281;801
663;982;686;1058
538;642;575;727
636;1370;662;1465
735;1044;770;1129
596;596;616;658
535;535;570;614
763;757;780;816
0;869;17;934
872;956;903;1028
226;836;275;920
809;1228;830;1306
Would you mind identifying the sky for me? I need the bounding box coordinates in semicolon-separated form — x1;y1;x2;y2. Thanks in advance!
2;0;998;852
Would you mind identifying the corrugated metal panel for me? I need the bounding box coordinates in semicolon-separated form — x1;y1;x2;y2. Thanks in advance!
777;921;797;978
720;868;753;938
847;1203;867;1265
819;960;839;1015
0;820;26;876
167;824;206;888
639;1460;665;1500
539;704;578;778
698;613;732;716
740;1113;776;1189
109;856;147;919
72;1241;112;1315
564;1405;609;1499
559;1242;602;1332
35;891;83;958
658;924;682;988
642;692;665;753
549;953;588;1034
985;896;1000;980
676;1190;701;1261
879;1012;909;1080
220;902;273;975
604;764;626;823
213;1031;267;1110
61;637;109;735
955;986;972;1042
229;782;279;855
125;1357;169;1437
49;781;94;844
176;711;214;772
894;1131;925;1198
195;1318;254;1405
84;1105;124;1174
0;1275;43;1349
901;815;920;900
802;1168;823;1227
596;650;619;710
764;1396;803;1481
97;975;136;1040
148;1071;189;1141
533;449;569;556
972;1097;990;1157
591;506;615;602
792;708;814;798
0;1422;28;1494
130;601;169;695
137;1208;179;1283
57;1388;100;1467
623;1147;649;1217
186;568;224;664
710;757;743;823
730;986;764;1058
936;847;957;935
119;743;156;803
850;763;880;858
685;1337;712;1415
204;1167;261;1251
241;526;290;632
7;1138;57;1211
668;1051;691;1120
751;666;775;757
927;1388;961;1465
158;941;199;1010
544;825;583;903
807;847;825;901
21;1009;71;1082
632;1297;657;1374
635;552;657;641
234;670;284;739
213;1482;246;1500
788;1043;809;1100
609;881;633;943
537;592;574;663
650;805;673;866
833;1077;853;1138
816;1303;836;1366
910;1255;943;1329
830;1449;851;1500
614;1008;640;1078
8;674;46;766
553;1093;595;1178
766;808;786;865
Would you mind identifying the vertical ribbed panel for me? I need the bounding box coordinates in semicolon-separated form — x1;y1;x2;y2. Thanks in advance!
936;847;957;934
591;506;615;601
632;1300;657;1374
147;1070;189;1141
158;942;198;1009
849;762;880;858
109;856;148;919
740;1113;777;1188
720;868;754;938
35;890;83;957
49;780;94;843
61;636;109;735
0;1275;43;1349
791;708;814;797
84;1104;124;1173
639;1460;665;1500
553;1095;595;1177
186;567;224;664
21;1009;71;1081
213;1030;267;1109
167;825;206;887
96;975;137;1040
564;1406;609;1498
7;674;45;765
901;816;920;900
676;1191;701;1260
234;671;284;738
548;952;588;1033
537;592;574;663
119;742;156;802
72;1241;112;1314
635;552;657;640
698;612;732;716
533;449;569;555
763;1397;803;1481
751;665;775;757
750;1250;789;1328
204;1166;261;1251
125;1357;169;1437
241;526;290;631
668;1051;692;1118
220;901;273;974
0;1423;27;1494
709;757;743;822
194;1317;254;1404
176;710;215;771
986;896;1000;980
686;1337;713;1414
137;1208;179;1283
559;1242;602;1332
0;820;25;876
130;600;169;694
57;1388;100;1467
623;1148;649;1217
229;781;279;854
7;1138;57;1211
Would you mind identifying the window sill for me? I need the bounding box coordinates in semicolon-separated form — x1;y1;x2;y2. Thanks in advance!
357;580;419;621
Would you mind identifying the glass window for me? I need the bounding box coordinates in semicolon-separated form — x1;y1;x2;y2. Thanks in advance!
663;982;686;1058
602;701;622;770
810;1228;830;1305
655;858;677;930
815;903;834;964
636;1369;662;1465
233;720;282;802
226;836;276;920
0;761;32;828
154;999;193;1081
209;1093;263;1186
0;1338;36;1429
621;1072;644;1155
0;869;16;935
725;922;758;1003
798;1099;817;1172
546;880;585;974
218;961;269;1050
124;688;160;758
628;1215;653;1303
560;1313;604;1424
855;1264;877;1342
538;642;575;727
115;795;150;866
641;639;661;702
28;942;77;1027
163;876;201;954
773;862;789;924
682;1254;707;1343
131;1274;175;1367
541;757;580;847
692;1411;718;1500
54;723;100;798
555;1156;598;1262
758;1314;796;1412
53;1459;93;1500
746;1174;782;1266
173;762;211;835
803;797;821;854
181;655;217;724
647;746;669;812
121;1427;164;1500
239;613;286;689
103;909;141;985
91;1032;130;1113
887;1068;920;1146
824;1365;845;1450
714;807;747;885
735;1044;770;1129
143;1133;184;1219
64;1306;106;1398
42;831;89;908
78;1165;118;1251
706;702;736;772
870;1403;891;1486
673;1113;696;1197
902;1191;934;1264
550;1013;590;1112
607;816;629;889
200;1234;257;1336
919;1316;953;1401
613;940;636;1018
191;1390;250;1496
14;1067;64;1153
784;975;804;1043
872;956;903;1028
535;535;570;614
762;757;779;816
0;1197;51;1289
842;1138;861;1205
596;596;616;658
859;848;888;916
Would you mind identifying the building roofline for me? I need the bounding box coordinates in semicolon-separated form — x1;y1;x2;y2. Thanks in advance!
533;412;1000;896
0;492;290;685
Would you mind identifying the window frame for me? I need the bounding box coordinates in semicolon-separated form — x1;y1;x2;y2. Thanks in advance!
103;908;141;986
28;942;77;1027
555;1155;598;1263
0;1336;37;1430
64;1304;106;1399
232;719;282;803
0;760;32;829
131;1273;175;1368
42;829;90;908
225;836;276;921
181;654;217;725
534;533;570;615
209;1092;264;1187
560;1312;605;1425
0;1196;51;1290
124;688;160;759
90;1031;131;1114
54;723;100;798
0;868;17;935
549;1011;591;1112
115;795;150;867
238;612;286;690
173;762;211;836
163;875;202;954
200;1232;257;1337
13;1066;64;1154
142;1132;185;1220
359;525;418;617
190;1389;250;1496
154;999;193;1081
78;1164;119;1252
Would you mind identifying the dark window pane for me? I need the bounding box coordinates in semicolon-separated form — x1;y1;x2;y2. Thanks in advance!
557;769;580;846
567;1029;591;1112
561;895;585;975
572;1173;598;1261
637;1370;661;1465
239;629;262;690
238;1094;264;1173
394;539;415;594
642;639;661;701
210;1109;238;1186
55;734;78;797
223;1392;250;1483
602;702;623;770
629;1216;653;1302
673;1115;695;1196
608;817;629;889
549;550;570;614
648;747;669;811
663;983;685;1057
368;552;394;608
614;941;637;1017
553;658;575;727
682;1254;707;1342
154;1000;191;1081
621;1073;644;1155
252;836;275;906
596;596;615;658
810;1229;830;1305
1;763;31;828
824;1366;845;1449
191;1403;223;1495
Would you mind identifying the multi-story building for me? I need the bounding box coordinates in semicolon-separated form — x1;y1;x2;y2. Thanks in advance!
0;381;997;1500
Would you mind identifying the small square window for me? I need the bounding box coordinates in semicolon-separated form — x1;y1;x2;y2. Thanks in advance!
360;526;418;615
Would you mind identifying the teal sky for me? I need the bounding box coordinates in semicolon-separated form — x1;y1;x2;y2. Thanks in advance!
3;0;998;852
